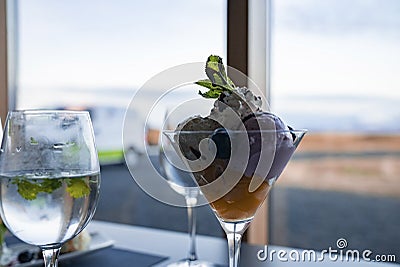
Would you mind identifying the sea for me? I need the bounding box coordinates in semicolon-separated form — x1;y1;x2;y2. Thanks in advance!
271;94;400;134
17;87;400;153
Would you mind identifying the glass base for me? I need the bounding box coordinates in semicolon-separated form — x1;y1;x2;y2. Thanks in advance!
167;259;218;267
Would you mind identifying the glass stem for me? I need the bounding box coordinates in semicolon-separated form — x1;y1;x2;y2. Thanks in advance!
185;194;198;261
226;230;242;267
42;247;61;267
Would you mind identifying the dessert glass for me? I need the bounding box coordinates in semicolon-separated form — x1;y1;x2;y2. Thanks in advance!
163;129;306;267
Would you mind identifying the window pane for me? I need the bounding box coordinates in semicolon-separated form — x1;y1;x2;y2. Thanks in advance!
16;0;226;236
270;0;400;262
18;0;226;162
18;0;226;109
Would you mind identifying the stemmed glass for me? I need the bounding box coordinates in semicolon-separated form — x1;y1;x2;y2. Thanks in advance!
0;110;101;267
0;118;10;266
163;128;306;267
158;109;216;267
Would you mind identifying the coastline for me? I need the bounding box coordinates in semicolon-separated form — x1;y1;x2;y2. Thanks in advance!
279;133;400;198
297;132;400;152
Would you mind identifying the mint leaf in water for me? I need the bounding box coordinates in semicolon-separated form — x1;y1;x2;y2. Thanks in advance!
40;179;62;193
13;178;63;200
196;55;235;98
13;179;42;200
13;177;89;200
66;178;90;198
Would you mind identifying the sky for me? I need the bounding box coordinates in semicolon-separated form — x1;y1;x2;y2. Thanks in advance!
271;0;400;99
16;0;400;110
17;0;226;97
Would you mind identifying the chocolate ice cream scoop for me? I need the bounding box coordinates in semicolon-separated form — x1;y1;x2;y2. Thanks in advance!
176;116;222;160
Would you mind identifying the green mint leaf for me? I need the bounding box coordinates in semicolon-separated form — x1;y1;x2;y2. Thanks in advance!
195;79;228;98
13;177;89;200
196;55;235;99
198;90;222;99
40;179;62;193
13;178;62;200
30;137;39;145
13;179;41;200
205;55;234;89
195;79;218;89
66;178;90;198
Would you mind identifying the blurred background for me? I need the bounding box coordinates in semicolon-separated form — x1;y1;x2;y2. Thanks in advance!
3;0;399;263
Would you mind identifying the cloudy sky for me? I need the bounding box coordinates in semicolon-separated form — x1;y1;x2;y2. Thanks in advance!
16;0;400;109
271;0;400;98
18;0;225;91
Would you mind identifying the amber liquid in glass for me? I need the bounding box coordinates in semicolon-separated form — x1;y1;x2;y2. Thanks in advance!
209;177;270;222
194;158;271;222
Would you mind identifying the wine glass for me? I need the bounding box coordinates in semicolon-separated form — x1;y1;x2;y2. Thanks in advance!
0;118;10;266
163;128;306;267
158;109;217;267
0;110;101;267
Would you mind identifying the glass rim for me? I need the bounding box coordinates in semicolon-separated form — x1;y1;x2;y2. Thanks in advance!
7;109;90;116
163;128;308;134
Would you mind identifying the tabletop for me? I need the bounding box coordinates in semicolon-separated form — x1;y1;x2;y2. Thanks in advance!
85;220;399;267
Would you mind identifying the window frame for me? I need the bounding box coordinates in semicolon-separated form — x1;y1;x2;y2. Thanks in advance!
0;0;17;122
228;0;270;245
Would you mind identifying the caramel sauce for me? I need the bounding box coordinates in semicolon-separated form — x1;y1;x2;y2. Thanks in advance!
194;160;271;222
208;177;271;222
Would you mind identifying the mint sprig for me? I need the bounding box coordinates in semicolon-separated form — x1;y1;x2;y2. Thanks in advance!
195;55;235;98
12;179;45;201
66;178;90;198
13;177;90;200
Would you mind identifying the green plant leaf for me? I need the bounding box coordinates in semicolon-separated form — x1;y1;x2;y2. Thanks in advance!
40;179;62;193
66;178;90;198
13;177;90;200
195;79;227;98
13;179;41;200
196;55;235;99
